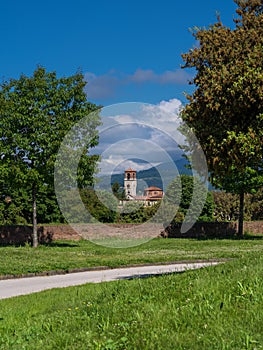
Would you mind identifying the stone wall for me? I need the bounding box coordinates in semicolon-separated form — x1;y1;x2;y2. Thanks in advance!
0;225;33;245
0;221;262;245
243;221;263;235
0;225;81;245
161;221;263;239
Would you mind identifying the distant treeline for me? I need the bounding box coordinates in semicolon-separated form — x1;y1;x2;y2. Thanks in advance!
1;176;262;225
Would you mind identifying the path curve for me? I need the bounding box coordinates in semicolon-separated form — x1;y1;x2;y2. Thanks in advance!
0;261;221;300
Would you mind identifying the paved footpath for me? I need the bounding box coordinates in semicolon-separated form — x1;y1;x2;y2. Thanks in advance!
0;261;221;300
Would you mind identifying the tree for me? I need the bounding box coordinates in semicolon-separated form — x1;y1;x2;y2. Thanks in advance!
119;201;145;223
0;67;100;246
181;0;263;236
80;188;118;223
164;175;215;223
250;187;263;220
211;190;255;222
111;181;125;200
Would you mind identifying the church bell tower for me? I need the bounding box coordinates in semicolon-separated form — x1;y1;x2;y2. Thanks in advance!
124;168;137;198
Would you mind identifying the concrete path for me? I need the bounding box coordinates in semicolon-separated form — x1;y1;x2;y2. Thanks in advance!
0;261;221;300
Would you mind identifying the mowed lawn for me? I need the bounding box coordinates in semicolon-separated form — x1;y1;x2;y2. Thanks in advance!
0;236;263;276
0;243;262;349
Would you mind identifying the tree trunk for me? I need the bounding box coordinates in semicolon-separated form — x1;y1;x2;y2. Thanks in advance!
238;191;244;237
32;184;38;247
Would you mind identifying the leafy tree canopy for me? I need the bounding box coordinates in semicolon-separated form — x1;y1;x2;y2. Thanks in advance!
181;0;263;235
164;175;214;223
0;66;100;246
181;0;263;194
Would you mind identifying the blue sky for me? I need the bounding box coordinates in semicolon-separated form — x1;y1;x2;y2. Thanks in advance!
1;1;239;180
1;0;238;107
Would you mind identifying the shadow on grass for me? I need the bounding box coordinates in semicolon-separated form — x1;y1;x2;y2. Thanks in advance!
0;241;81;248
41;241;80;248
117;270;186;281
192;234;263;241
242;233;263;240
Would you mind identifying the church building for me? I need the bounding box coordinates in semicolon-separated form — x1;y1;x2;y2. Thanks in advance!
123;168;163;205
124;168;137;198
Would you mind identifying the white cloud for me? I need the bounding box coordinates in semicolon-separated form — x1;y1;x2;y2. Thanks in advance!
84;69;192;100
98;155;159;175
84;71;121;100
130;68;191;85
129;69;156;83
159;69;191;84
101;138;170;161
111;114;135;124
140;99;185;142
92;100;187;176
156;98;183;114
142;99;182;128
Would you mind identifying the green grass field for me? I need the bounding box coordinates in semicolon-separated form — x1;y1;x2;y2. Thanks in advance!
0;249;262;349
0;237;263;276
0;237;262;349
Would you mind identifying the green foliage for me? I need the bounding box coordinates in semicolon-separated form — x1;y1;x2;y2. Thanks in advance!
212;187;263;221
118;175;214;225
0;201;27;225
111;181;125;200
164;175;215;223
0;187;31;224
80;188;118;223
250;187;263;220
212;191;240;222
0;184;66;225
0;67;100;242
118;201;145;223
181;0;263;234
199;192;215;222
118;201;160;224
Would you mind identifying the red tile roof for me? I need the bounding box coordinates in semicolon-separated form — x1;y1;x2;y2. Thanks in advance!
144;186;162;191
125;168;136;172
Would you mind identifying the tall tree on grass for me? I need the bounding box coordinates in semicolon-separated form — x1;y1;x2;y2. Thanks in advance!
0;67;100;247
181;0;263;236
